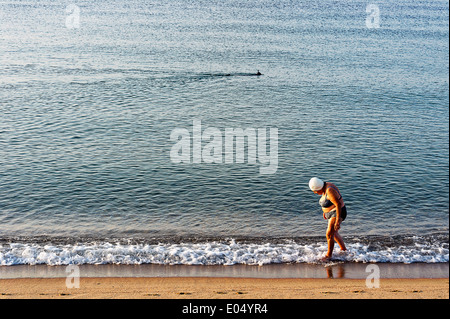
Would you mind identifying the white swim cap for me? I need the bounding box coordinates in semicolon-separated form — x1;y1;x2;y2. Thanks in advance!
309;177;324;191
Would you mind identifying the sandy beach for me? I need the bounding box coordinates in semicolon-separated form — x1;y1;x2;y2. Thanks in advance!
0;277;448;299
1;263;448;299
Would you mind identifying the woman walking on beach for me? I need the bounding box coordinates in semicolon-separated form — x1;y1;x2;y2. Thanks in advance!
309;177;347;260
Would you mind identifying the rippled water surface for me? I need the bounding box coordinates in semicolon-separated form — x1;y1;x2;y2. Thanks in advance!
0;0;448;248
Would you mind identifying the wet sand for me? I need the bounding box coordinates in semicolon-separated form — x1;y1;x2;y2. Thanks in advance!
1;262;448;279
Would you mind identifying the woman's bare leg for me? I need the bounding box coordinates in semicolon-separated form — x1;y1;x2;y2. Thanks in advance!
324;217;346;259
325;217;336;258
334;229;346;251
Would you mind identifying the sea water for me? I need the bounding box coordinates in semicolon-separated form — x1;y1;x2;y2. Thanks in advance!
0;0;448;265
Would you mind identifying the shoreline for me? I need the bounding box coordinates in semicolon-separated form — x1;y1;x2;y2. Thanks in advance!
1;262;448;279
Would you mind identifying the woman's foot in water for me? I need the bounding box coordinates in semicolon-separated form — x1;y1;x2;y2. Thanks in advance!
321;248;347;262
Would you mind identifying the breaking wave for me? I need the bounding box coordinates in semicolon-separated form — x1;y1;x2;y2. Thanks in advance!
0;234;448;266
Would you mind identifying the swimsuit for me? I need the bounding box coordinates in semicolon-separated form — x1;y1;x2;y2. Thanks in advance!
319;183;347;221
324;206;347;221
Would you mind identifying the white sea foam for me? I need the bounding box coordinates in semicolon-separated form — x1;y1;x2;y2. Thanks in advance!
0;238;448;266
